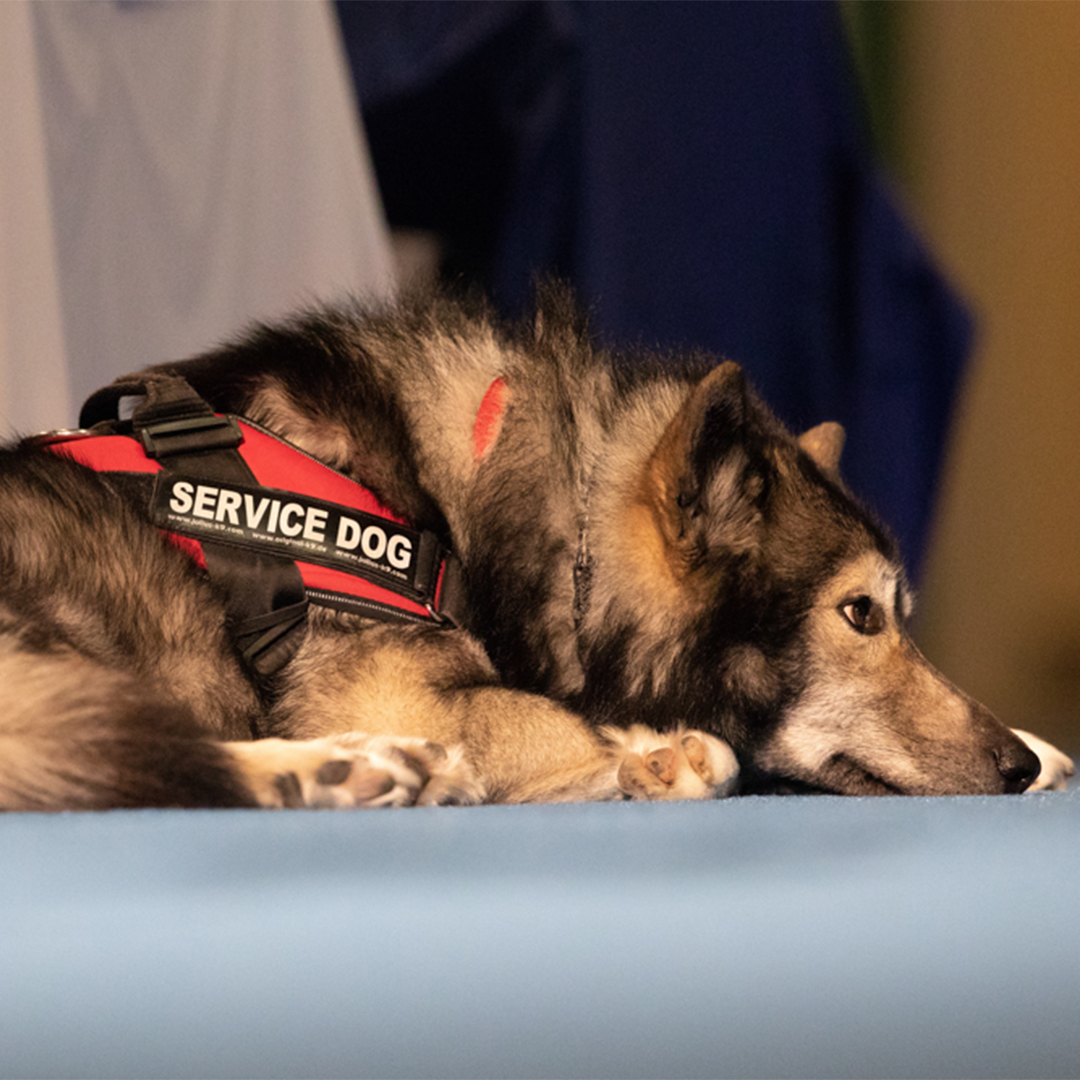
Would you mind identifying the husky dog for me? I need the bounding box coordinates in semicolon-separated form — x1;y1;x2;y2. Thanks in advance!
0;286;1069;809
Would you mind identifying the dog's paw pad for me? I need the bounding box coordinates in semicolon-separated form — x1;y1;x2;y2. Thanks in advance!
314;758;354;786
617;753;671;799
228;735;485;809
272;770;306;809
604;725;739;801
645;746;677;784
307;753;401;808
681;734;709;776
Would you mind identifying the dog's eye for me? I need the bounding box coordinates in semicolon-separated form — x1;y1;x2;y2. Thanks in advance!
840;596;886;635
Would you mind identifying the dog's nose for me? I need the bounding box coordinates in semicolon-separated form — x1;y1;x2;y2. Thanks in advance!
994;737;1041;793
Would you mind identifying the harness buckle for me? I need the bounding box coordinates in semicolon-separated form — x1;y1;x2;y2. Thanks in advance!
235;600;310;678
139;414;243;459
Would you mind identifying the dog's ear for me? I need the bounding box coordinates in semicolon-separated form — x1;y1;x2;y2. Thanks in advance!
798;421;845;480
645;362;761;555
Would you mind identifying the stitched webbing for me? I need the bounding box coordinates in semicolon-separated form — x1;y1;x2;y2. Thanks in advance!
83;374;310;679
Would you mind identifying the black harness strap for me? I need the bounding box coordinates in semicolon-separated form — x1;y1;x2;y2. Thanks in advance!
82;375;310;679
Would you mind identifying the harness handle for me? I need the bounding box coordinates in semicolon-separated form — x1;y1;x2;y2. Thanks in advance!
80;372;311;682
81;373;208;428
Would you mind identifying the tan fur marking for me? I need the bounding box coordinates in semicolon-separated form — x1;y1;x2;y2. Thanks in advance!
798;421;845;477
622;496;690;601
248;382;355;471
639;364;744;559
397;329;512;496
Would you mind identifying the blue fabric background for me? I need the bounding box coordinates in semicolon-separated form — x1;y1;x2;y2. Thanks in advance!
338;0;972;575
3;793;1079;1079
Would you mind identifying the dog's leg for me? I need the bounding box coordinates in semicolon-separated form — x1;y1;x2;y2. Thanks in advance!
256;619;739;805
463;697;742;803
225;733;484;808
252;696;740;806
232;704;741;807
396;696;741;804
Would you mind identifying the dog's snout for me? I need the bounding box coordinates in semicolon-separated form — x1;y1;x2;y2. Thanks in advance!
994;738;1041;794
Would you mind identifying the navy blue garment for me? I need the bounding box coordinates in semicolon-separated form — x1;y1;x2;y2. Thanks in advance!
337;0;971;575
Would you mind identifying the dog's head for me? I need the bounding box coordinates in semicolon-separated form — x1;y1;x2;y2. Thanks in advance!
581;361;1039;796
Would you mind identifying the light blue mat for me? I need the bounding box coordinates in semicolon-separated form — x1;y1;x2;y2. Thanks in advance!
2;791;1079;1079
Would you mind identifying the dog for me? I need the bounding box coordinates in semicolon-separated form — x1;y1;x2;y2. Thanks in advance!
0;285;1071;809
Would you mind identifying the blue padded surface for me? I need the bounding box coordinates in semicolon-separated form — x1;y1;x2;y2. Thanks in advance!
2;792;1079;1079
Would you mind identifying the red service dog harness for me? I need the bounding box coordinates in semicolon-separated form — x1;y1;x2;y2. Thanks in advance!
34;374;465;680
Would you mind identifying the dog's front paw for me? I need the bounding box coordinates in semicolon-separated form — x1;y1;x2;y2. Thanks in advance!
227;733;485;809
601;725;739;801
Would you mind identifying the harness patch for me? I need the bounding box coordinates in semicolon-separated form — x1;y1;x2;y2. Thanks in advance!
151;473;435;598
39;370;467;670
